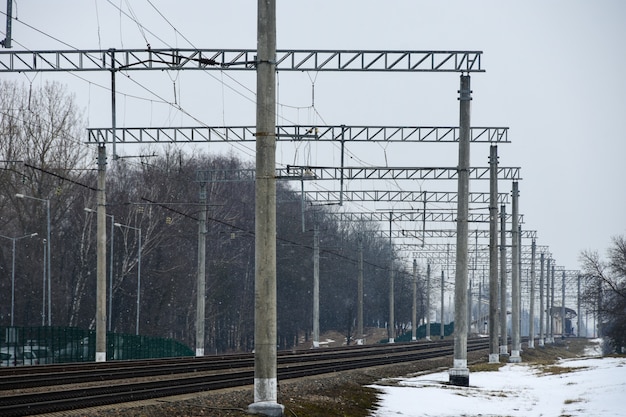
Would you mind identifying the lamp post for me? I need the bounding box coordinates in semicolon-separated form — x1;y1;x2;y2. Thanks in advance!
0;232;38;326
114;222;141;335
85;208;115;331
16;193;51;326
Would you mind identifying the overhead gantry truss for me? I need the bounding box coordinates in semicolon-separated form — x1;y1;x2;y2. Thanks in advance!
324;211;524;224
196;165;521;182
282;166;522;181
0;49;483;73
86;125;509;144
299;190;510;204
377;228;537;239
409;245;551;264
196;167;521;182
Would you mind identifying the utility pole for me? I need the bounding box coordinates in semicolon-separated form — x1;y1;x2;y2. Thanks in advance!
357;234;364;341
95;144;107;362
249;0;283;414
510;182;521;363
545;257;551;344
549;264;556;343
538;253;545;347
441;269;445;340
488;145;499;362
412;258;418;341
577;274;582;337
426;263;431;341
499;204;508;356
388;215;395;344
312;223;320;348
561;271;566;338
195;182;207;357
528;239;536;348
1;0;12;48
449;74;471;387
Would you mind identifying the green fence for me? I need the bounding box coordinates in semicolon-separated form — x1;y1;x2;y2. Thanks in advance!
0;326;193;365
380;322;455;344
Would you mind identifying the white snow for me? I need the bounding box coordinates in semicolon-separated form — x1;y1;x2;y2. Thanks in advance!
370;341;625;417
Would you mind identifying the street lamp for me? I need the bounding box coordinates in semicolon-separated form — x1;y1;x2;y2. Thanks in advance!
85;208;115;331
0;232;38;326
114;222;142;335
15;193;51;326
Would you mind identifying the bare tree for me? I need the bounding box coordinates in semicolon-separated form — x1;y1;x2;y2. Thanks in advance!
579;235;626;352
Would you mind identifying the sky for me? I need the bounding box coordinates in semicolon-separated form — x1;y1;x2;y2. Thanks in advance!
371;340;625;417
1;0;625;272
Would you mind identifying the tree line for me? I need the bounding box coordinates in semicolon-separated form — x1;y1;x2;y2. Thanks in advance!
0;80;425;353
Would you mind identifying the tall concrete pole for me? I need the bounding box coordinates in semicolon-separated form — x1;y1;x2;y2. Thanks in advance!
388;260;395;343
561;271;566;338
312;223;320;348
449;74;471;387
440;269;445;339
195;182;207;357
545;257;552;344
412;258;417;341
488;145;499;363
528;239;536;348
388;215;395;344
249;0;283;414
357;234;364;341
539;253;545;347
426;263;431;341
510;182;521;363
577;274;582;337
95;144;107;362
549;264;555;343
2;0;12;48
499;204;508;356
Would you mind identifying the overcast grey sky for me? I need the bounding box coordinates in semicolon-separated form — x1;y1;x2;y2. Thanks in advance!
3;0;625;271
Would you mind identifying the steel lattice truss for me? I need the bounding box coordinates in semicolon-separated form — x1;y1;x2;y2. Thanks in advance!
409;245;551;264
0;49;483;73
376;228;537;239
86;125;509;144
196;167;522;182
298;190;511;204
283;166;522;181
325;211;523;224
299;190;510;204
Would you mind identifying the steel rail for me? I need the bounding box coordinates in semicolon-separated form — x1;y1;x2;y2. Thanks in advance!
0;339;489;416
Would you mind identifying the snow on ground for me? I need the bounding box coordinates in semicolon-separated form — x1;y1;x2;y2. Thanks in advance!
370;341;625;417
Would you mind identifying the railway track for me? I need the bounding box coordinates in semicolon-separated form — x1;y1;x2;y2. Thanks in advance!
0;338;489;416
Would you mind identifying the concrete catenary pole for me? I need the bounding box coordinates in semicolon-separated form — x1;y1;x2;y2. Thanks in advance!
388;260;395;343
95;144;107;362
548;264;555;343
357;234;364;341
388;215;395;344
412;258;418;341
488;145;499;363
441;269;445;339
510;182;521;363
545;257;552;344
248;0;283;414
577;274;582;337
499;204;508;355
528;239;536;349
312;223;320;348
449;74;471;387
561;271;566;338
426;263;431;340
539;253;545;347
195;182;207;356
